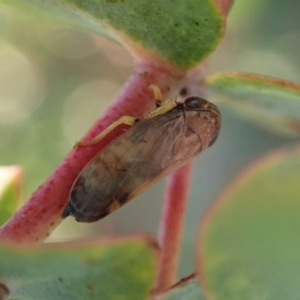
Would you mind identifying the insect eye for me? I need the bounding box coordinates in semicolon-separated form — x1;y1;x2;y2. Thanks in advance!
184;97;209;109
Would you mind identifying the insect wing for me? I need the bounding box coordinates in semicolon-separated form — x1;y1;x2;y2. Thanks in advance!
65;98;221;223
67;108;193;222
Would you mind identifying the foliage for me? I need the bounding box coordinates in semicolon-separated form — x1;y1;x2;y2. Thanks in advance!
0;0;299;299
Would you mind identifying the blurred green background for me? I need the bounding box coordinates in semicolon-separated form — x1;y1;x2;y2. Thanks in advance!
0;0;299;277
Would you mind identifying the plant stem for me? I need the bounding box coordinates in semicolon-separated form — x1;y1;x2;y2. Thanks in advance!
153;163;193;293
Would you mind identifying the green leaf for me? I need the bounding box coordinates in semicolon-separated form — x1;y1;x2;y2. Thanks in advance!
198;146;300;299
206;72;300;137
0;166;22;226
0;237;157;300
159;274;206;300
1;0;225;69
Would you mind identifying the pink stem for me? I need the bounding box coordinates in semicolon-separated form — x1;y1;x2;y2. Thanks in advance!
154;162;193;293
0;63;185;244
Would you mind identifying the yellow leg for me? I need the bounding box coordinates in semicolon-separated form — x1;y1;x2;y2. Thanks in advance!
146;85;178;120
75;85;178;148
149;84;163;102
75;116;137;147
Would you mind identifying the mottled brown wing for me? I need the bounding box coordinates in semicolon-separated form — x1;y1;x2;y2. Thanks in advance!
65;108;202;222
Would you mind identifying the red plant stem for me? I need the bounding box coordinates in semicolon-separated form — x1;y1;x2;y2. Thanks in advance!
154;162;193;293
0;63;187;244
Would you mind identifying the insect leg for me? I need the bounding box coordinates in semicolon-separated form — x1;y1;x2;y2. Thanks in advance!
149;84;163;101
145;85;178;120
74;116;137;148
149;84;163;108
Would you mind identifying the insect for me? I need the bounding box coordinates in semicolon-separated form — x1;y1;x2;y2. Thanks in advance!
62;87;221;222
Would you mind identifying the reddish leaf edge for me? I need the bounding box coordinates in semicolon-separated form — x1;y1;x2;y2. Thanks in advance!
196;143;300;299
206;71;300;92
206;71;300;136
213;0;235;17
